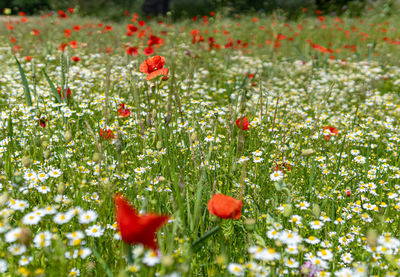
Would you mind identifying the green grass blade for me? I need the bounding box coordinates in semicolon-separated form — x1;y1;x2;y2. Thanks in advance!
15;56;32;107
43;69;62;103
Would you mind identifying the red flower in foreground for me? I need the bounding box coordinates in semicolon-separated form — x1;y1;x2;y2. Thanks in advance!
118;103;130;117
139;56;169;80
114;194;169;250
57;87;71;99
100;128;114;140
207;194;242;220
236;117;249;130
323;126;338;140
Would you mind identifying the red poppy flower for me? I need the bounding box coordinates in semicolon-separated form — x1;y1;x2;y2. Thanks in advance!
118;103;130;117
139;56;169;81
114;194;169;250
143;46;154;56
58;10;67;18
100;128;114;140
57;87;71;99
39;117;46;128
126;24;138;33
25;56;33;62
71;56;81;62
236;117;249;130
69;40;78;49
59;43;68;52
323;126;338;140
207;194;242;220
68;7;74;14
126;46;138;56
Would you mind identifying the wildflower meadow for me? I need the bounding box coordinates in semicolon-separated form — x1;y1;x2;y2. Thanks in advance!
2;2;400;276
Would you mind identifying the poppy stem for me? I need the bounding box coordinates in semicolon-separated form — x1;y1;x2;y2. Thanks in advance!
192;225;221;251
124;243;134;264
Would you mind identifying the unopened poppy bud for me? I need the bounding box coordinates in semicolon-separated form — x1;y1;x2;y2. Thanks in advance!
301;149;315;157
191;132;198;141
86;261;96;273
42;140;49;148
21;156;31;168
283;204;293;217
156;141;163;150
215;254;226;265
19;227;32;247
312;203;321;218
93;152;104;163
64;130;73;142
146;113;152;126
0;192;9;206
366;229;378;248
161;255;174;266
157;176;166;182
12;171;24;185
244;218;256;230
164;114;171;124
43;150;51;159
57;183;65;194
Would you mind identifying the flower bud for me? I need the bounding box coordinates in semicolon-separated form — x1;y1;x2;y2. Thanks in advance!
19;227;32;247
0;192;9;207
156;141;163;150
283;204;293;217
244;218;256;230
12;171;24;185
301;149;315;157
161;255;174;267
43;150;51;159
93;152;104;163
191;132;198;141
64;131;73;143
367;229;378;248
21;156;31;168
57;183;65;194
312;203;321;218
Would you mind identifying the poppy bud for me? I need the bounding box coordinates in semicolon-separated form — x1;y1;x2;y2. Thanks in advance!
93;152;104;163
21;156;31;168
283;204;293;217
43;150;51;159
12;171;24;185
312;203;321;218
191;132;198;141
301;149;315;157
157;176;166;182
244;218;256;230
161;255;174;266
19;227;32;247
57;183;65;194
0;192;9;207
346;187;351;197
366;229;378;248
156;141;163;150
64;130;73;142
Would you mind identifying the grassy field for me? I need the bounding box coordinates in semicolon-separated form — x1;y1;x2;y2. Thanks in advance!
1;4;400;276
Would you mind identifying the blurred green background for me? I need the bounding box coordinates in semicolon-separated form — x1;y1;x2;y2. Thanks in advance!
0;0;384;20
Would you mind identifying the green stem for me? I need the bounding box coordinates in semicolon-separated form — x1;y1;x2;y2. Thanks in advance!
192;225;221;251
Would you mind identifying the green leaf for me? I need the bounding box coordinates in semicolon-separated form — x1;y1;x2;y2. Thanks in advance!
43;69;62;103
15;56;32;107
